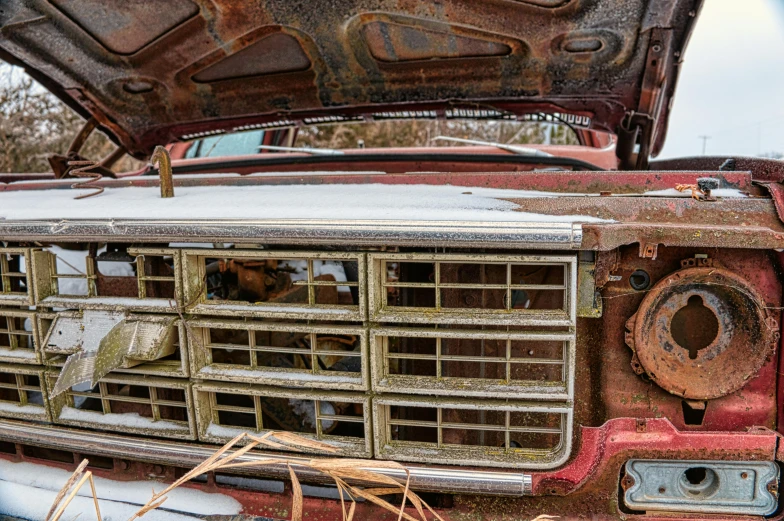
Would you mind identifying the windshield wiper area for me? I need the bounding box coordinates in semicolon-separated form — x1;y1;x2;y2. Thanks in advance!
258;144;344;156
432;136;554;158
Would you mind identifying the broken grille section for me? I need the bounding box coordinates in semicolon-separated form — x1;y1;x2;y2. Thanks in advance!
35;247;181;311
188;319;367;391
0;364;49;422
41;311;189;378
0;248;32;306
0;310;39;364
183;250;365;321
46;371;195;440
373;396;572;469
372;327;574;400
194;383;370;457
369;253;577;326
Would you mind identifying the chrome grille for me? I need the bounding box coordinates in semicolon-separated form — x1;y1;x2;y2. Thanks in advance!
373;396;572;469
188;318;367;391
46;371;196;440
0;248;32;306
0;310;39;364
369;253;576;326
371;327;574;400
194;383;371;457
0;245;577;470
0;364;49;422
35;247;182;311
182;249;365;320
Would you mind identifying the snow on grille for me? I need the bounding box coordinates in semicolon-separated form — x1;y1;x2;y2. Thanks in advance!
0;248;32;305
47;372;195;440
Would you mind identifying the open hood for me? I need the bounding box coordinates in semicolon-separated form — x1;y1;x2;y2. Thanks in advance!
0;1;701;162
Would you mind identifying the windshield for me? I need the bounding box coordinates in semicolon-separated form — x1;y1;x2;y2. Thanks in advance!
178;118;579;159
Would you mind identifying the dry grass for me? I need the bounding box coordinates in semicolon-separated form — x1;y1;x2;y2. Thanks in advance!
46;459;102;521
46;430;444;521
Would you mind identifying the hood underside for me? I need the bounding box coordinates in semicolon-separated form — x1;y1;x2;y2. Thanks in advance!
0;0;700;159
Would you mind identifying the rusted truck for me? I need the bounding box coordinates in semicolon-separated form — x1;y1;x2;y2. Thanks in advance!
0;1;783;519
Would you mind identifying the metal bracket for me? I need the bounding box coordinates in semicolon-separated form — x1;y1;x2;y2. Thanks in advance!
639;242;658;260
623;459;779;516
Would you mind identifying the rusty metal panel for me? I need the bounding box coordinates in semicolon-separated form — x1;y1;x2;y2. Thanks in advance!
0;309;40;365
0;248;34;306
0;363;50;422
187;318;368;391
193;382;371;458
182;249;366;321
373;395;572;469
368;253;577;326
46;370;196;440
370;327;574;400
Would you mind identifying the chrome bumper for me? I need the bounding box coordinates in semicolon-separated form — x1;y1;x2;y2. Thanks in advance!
0;419;532;496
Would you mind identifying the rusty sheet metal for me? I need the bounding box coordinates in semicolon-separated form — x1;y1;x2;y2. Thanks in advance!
626;263;779;399
0;0;701;157
652;156;784;183
599;246;781;432
0;170;756;194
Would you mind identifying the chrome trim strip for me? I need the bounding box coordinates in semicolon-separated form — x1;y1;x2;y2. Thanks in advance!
0;419;530;496
0;219;583;249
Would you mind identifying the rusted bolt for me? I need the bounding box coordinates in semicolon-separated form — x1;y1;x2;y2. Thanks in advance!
741;472;749;479
152;464;165;475
658;486;666;494
767;481;778;496
636;418;647;432
621;475;635;490
118;459;131;471
652;42;662;53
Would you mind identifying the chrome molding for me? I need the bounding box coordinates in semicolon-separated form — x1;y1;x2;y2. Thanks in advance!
0;419;532;496
0;219;583;249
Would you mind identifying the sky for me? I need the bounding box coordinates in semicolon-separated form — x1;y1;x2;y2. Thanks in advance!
658;0;784;158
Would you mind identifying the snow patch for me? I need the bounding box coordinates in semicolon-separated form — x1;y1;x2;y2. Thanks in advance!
60;406;188;432
0;459;240;520
0;401;46;416
0;184;611;223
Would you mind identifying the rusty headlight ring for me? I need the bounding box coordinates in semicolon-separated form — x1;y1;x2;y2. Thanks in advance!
626;264;779;400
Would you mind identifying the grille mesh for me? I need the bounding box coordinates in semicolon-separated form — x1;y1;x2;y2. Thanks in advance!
0;247;576;468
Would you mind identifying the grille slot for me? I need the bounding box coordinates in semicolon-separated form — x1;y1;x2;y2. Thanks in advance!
182;250;365;321
0;364;49;421
0;248;32;306
47;372;195;440
188;319;367;391
372;327;574;400
0;310;39;364
369;254;577;326
35;247;182;311
374;396;572;469
194;383;371;457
